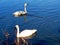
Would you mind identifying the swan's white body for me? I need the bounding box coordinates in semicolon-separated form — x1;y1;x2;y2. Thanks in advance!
15;25;37;38
13;3;27;17
15;25;37;45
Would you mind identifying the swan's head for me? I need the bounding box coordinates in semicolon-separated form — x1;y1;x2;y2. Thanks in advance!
24;3;27;7
15;25;19;29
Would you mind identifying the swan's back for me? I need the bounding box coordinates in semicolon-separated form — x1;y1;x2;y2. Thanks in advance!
19;11;26;14
19;29;37;37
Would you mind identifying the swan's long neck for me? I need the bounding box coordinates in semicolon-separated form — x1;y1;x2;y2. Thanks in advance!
15;25;20;45
24;5;27;13
16;26;20;36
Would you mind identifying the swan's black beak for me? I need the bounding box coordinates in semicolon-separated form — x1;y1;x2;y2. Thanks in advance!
14;26;17;30
27;3;29;6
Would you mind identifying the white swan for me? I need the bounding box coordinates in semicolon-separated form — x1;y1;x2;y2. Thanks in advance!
15;25;37;45
13;3;27;17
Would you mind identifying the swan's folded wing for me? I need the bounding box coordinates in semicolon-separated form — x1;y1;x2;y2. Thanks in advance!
19;29;37;37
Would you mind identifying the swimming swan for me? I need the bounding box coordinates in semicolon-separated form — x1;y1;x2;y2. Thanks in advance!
13;3;27;17
15;25;37;44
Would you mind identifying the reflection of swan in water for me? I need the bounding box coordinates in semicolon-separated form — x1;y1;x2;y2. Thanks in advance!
13;3;27;17
4;32;10;39
4;32;10;45
15;25;37;45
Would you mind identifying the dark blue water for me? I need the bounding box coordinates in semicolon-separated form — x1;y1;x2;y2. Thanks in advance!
0;0;60;45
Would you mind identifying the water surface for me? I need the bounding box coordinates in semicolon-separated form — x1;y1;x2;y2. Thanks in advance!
0;0;60;45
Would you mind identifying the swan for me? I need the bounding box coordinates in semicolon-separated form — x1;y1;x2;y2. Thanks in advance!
13;3;27;17
15;25;37;45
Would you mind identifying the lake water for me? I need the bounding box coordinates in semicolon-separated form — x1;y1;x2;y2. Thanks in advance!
0;0;60;45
